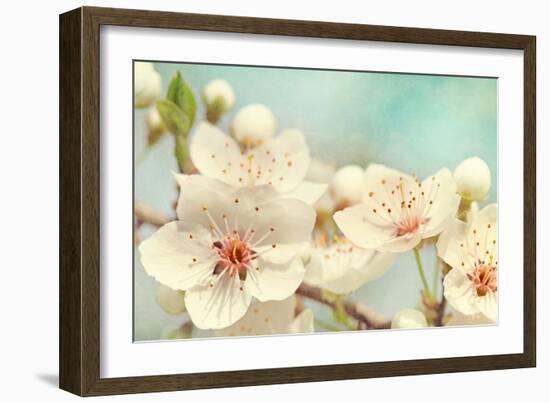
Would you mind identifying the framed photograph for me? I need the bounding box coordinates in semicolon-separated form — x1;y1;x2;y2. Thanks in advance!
59;6;536;396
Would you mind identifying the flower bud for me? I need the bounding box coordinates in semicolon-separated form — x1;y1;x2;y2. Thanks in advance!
331;165;364;209
453;157;491;201
202;79;236;120
231;103;277;146
146;106;166;145
134;62;162;109
391;308;428;329
155;283;186;315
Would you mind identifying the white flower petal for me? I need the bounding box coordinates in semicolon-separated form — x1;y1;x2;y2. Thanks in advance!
245;257;305;302
375;233;424;253
303;248;326;288
139;222;216;290
252;128;310;193
285;181;328;205
358;251;397;283
234;184;284;211
436;218;469;270
443;268;480;316
328;250;395;293
334;204;398;250
214;296;303;336
437;204;497;272
362;164;417;202
422;168;460;237
476;291;498;322
391;308;428;329
255;242;310;265
319;265;374;295
464;204;498;260
189;121;243;186
240;196;315;260
185;273;252;329
175;175;236;230
305;242;395;294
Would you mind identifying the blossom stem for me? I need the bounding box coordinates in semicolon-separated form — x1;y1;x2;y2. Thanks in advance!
413;248;433;301
314;319;345;332
332;297;355;330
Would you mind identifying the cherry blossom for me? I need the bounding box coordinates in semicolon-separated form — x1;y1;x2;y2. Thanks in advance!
303;235;395;294
334;164;460;253
438;204;498;321
139;175;315;329
190;121;327;204
214;295;314;337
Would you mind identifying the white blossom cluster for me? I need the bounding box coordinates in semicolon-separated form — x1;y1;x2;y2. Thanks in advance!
136;68;498;337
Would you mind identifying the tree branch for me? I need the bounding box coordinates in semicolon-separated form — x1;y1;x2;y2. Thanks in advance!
434;295;447;327
134;202;170;227
296;283;390;330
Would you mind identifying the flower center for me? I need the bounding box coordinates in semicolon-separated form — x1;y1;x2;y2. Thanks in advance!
395;216;426;237
468;262;497;297
313;233;355;259
365;175;440;237
214;238;253;279
197;202;278;283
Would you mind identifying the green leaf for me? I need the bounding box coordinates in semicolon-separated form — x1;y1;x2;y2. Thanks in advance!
156;100;190;136
166;72;197;127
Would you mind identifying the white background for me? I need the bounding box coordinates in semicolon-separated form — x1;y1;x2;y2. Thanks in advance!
0;0;546;401
102;26;524;377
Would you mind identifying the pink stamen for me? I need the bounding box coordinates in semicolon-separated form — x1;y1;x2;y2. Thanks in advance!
395;216;426;237
213;239;253;277
468;262;498;297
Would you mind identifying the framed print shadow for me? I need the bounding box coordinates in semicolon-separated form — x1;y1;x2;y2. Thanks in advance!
59;6;536;396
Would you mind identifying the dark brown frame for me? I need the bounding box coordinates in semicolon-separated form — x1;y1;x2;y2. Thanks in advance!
59;6;536;396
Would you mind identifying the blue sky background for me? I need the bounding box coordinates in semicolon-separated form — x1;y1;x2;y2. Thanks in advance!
134;61;497;341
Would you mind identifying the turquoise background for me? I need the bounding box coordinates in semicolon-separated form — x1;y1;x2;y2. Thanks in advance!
134;62;497;341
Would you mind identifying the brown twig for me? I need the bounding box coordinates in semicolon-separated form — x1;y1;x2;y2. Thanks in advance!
296;283;390;330
134;202;170;227
434;295;447;327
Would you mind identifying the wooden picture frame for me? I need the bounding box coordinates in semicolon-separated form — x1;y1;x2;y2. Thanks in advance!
59;6;536;396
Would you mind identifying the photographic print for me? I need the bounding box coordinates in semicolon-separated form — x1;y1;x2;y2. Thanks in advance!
133;61;497;342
